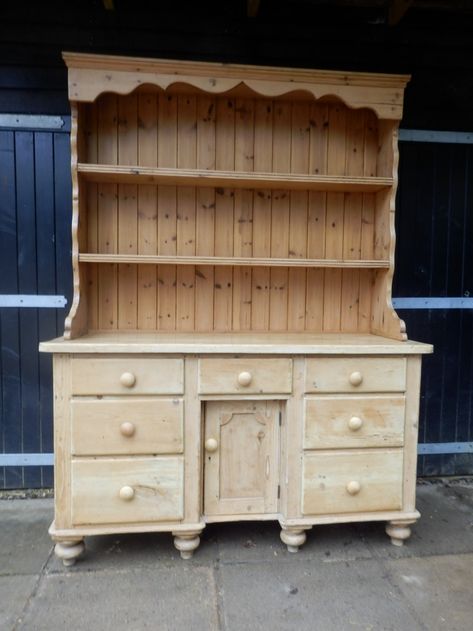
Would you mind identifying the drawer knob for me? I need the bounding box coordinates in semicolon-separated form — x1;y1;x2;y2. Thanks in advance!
346;480;361;495
349;371;363;387
348;416;363;431
237;371;253;387
120;421;136;437
120;372;136;388
119;485;135;501
205;438;219;453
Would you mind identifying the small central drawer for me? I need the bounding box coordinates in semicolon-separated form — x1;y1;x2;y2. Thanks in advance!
71;456;184;525
71;357;184;395
71;398;184;456
198;358;292;395
303;395;405;449
305;357;406;393
302;450;403;516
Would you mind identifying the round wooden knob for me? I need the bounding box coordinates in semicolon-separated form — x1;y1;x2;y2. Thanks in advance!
348;416;363;431
120;372;136;388
349;371;363;387
120;421;135;437
237;371;252;387
119;485;135;501
205;438;218;453
346;481;361;495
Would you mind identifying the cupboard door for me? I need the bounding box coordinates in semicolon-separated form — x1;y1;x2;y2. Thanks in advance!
204;401;280;517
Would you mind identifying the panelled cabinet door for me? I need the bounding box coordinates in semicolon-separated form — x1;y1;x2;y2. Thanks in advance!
204;401;280;517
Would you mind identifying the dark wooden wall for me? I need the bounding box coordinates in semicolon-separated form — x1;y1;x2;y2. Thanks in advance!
0;0;472;487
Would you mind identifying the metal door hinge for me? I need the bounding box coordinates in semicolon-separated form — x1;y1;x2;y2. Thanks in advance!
279;410;282;426
277;484;281;499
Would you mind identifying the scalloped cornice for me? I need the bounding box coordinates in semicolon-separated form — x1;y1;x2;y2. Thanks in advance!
62;52;410;120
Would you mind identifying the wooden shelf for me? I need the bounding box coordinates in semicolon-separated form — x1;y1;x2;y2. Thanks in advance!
79;253;390;269
77;164;393;193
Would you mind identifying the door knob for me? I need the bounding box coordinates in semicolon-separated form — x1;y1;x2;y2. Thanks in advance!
120;371;136;388
119;485;135;501
349;371;363;387
205;438;218;453
346;480;361;495
237;371;252;386
120;421;136;437
348;416;363;431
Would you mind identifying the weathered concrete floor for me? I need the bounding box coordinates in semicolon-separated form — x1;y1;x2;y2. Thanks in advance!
1;480;473;631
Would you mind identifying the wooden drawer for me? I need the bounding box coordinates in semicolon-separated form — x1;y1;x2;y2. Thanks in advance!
303;395;405;450
71;357;184;395
302;450;403;515
71;457;184;525
198;358;292;395
305;357;406;393
71;398;183;456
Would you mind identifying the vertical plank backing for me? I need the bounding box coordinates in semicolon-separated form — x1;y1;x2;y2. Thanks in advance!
341;109;364;332
97;94;118;329
251;99;273;330
137;93;158;329
176;95;197;331
359;110;378;332
214;97;235;330
323;103;346;332
117;94;138;329
288;102;309;331
233;98;254;330
306;103;328;331
157;93;177;330
270;101;291;330
195;96;216;331
84;104;98;329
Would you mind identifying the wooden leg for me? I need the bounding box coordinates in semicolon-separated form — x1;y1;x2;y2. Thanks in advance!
53;538;85;566
280;527;308;553
385;520;416;547
173;531;201;560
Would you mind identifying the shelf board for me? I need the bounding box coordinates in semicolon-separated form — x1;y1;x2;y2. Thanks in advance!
79;253;390;269
77;164;393;193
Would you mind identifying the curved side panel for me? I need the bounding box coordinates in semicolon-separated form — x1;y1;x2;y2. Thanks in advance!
64;102;88;339
371;122;406;341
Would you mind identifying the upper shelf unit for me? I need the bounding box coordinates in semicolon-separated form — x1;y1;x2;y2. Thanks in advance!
77;164;393;193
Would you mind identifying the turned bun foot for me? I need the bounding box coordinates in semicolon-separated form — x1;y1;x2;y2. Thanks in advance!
385;520;416;547
54;539;85;566
280;528;307;553
173;532;201;560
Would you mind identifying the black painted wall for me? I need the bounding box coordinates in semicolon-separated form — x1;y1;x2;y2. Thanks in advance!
0;0;472;487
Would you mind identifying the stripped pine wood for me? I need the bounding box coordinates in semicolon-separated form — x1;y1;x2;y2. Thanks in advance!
288;102;309;330
214;98;235;330
137;93;158;329
97;94;118;330
341;109;364;332
195;96;216;331
117;94;138;329
84;103;99;329
306;103;328;330
176;95;197;331
157;93;177;330
270;101;291;330
324;104;346;332
233;98;254;330
251;100;272;329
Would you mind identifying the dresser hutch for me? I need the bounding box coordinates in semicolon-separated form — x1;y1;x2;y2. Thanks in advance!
40;52;432;565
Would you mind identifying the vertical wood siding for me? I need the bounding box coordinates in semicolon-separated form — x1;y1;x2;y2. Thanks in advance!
395;141;473;476
0;124;72;488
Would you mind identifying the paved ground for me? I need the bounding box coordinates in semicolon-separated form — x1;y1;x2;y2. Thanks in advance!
1;480;472;631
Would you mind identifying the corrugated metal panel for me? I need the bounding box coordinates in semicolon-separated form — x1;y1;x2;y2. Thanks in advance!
395;141;473;476
0;123;72;489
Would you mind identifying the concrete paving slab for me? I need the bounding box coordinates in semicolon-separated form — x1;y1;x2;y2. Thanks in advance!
0;499;53;575
0;575;38;631
218;557;425;631
386;553;473;631
215;520;374;565
46;527;218;574
18;566;219;631
357;483;473;560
